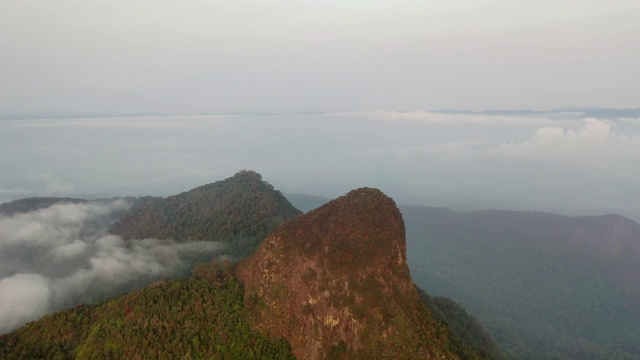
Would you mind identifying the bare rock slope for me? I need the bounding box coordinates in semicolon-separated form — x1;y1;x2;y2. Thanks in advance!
238;187;475;359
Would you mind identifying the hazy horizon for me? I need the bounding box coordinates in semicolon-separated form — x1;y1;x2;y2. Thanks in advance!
1;2;639;217
1;110;639;222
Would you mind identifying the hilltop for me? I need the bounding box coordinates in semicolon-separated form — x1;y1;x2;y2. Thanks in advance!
111;170;301;257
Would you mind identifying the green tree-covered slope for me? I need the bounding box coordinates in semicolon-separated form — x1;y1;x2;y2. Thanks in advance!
0;262;294;360
418;288;508;360
111;170;302;258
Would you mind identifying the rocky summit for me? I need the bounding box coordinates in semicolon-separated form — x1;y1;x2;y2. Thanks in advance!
237;187;473;359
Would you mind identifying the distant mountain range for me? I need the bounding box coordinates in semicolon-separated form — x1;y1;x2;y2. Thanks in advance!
402;206;640;360
431;107;640;119
0;111;168;120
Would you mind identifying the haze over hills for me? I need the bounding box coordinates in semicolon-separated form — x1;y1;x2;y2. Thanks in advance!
0;178;502;359
0;197;89;216
2;111;640;224
402;206;640;360
418;290;507;360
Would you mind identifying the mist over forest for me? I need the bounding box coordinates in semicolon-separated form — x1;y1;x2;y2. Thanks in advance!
0;199;226;334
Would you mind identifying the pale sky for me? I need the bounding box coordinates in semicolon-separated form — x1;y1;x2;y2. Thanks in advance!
1;1;639;113
1;1;640;222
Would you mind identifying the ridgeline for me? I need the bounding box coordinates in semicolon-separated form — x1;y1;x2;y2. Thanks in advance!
111;170;301;257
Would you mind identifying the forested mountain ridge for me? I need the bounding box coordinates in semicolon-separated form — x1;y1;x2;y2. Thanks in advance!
0;262;295;359
237;187;486;359
402;205;640;359
0;185;503;359
111;170;302;257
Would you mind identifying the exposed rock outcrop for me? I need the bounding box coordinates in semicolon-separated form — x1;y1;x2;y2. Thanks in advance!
238;188;469;359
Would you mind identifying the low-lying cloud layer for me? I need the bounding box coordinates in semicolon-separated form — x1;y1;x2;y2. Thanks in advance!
0;200;226;334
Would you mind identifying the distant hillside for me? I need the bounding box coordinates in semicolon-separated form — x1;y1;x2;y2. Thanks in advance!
0;197;88;216
0;196;154;220
418;289;508;360
582;108;640;119
402;205;640;359
238;188;486;359
0;111;166;120
111;171;302;258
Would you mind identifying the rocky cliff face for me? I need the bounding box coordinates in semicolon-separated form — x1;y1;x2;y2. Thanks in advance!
237;188;466;359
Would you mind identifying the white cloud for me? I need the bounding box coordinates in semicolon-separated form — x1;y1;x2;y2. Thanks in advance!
373;118;640;178
488;119;640;169
49;240;87;261
364;110;574;126
0;274;52;333
0;200;228;334
0;200;129;248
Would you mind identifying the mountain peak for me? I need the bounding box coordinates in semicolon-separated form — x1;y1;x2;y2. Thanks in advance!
280;187;407;271
237;188;466;359
110;171;301;257
232;169;262;179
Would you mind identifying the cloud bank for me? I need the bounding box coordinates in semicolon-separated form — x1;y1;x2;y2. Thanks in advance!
0;200;226;334
388;118;640;171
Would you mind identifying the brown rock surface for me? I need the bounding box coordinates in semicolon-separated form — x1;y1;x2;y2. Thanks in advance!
237;188;465;359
